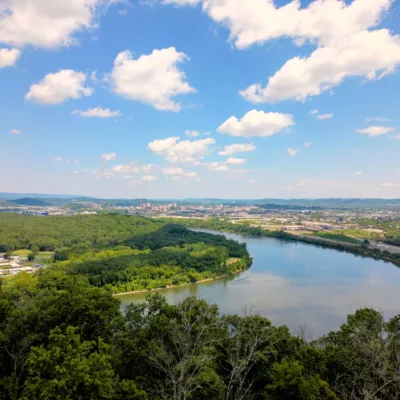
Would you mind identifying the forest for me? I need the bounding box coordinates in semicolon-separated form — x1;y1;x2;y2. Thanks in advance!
0;214;251;294
1;271;400;400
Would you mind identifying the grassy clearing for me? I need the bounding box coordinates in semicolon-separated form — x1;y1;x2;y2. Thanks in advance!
314;232;361;244
227;257;241;265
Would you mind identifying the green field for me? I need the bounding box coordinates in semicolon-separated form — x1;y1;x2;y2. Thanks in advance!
313;231;361;244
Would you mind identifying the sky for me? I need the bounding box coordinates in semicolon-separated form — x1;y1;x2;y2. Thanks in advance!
1;0;400;199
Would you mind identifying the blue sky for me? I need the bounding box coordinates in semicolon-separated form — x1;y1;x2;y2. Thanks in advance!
1;0;400;199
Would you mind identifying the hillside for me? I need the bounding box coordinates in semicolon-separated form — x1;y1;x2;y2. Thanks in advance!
9;197;50;206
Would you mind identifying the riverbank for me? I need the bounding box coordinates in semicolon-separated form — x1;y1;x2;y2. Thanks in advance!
113;269;244;297
164;218;400;268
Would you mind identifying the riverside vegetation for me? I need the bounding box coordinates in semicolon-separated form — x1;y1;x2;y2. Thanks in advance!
0;214;251;293
2;213;400;399
1;280;400;399
166;218;400;267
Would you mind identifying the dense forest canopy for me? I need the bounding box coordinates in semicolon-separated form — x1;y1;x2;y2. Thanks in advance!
1;272;400;399
0;214;251;294
0;213;166;252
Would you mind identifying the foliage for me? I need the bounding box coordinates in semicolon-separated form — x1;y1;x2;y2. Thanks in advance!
2;273;400;400
313;231;360;244
0;213;165;252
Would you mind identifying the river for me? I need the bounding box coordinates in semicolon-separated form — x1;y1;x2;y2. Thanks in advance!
118;229;400;337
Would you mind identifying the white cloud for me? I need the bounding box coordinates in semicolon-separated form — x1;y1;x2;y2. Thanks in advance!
226;157;245;165
287;148;300;157
72;107;122;118
366;117;389;122
304;142;311;148
163;167;185;176
163;167;201;181
354;171;363;176
356;126;396;137
218;143;256;156
208;162;228;171
111;47;195;111
54;156;62;161
184;130;210;137
241;29;400;103
316;113;333;120
184;130;200;137
0;48;21;68
10;129;21;135
249;180;256;184
381;182;394;188
101;152;117;162
0;0;105;49
165;0;399;103
141;175;156;182
26;70;93;105
297;181;307;187
217;110;294;138
74;160;79;165
73;170;79;175
148;136;215;163
111;163;154;174
390;133;400;140
310;109;319;115
88;162;155;180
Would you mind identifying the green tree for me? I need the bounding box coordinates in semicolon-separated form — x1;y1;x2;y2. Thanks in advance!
22;326;146;400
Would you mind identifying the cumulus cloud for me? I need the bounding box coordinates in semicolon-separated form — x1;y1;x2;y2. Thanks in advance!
10;129;21;135
287;148;300;157
218;143;256;156
26;70;93;105
162;167;201;181
249;180;256;184
0;0;105;49
208;162;228;172
316;113;333;120
72;107;122;118
226;157;245;165
101;153;117;162
356;126;396;137
54;156;62;161
310;109;319;115
141;175;156;182
217;110;294;138
381;182;394;188
110;47;195;111
164;0;400;103
304;142;311;148
0;48;21;68
184;130;210;137
148;136;215;163
354;171;363;176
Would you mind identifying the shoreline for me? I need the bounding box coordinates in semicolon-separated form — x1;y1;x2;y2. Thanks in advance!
113;269;243;297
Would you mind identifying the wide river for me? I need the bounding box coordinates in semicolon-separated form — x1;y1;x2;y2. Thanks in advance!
118;229;400;336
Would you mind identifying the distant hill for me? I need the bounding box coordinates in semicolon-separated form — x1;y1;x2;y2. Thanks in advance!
0;192;80;200
9;198;50;206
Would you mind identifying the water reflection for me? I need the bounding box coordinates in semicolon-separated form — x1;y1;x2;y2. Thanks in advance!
118;230;400;336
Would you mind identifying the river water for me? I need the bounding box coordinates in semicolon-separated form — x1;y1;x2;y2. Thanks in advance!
118;230;400;336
